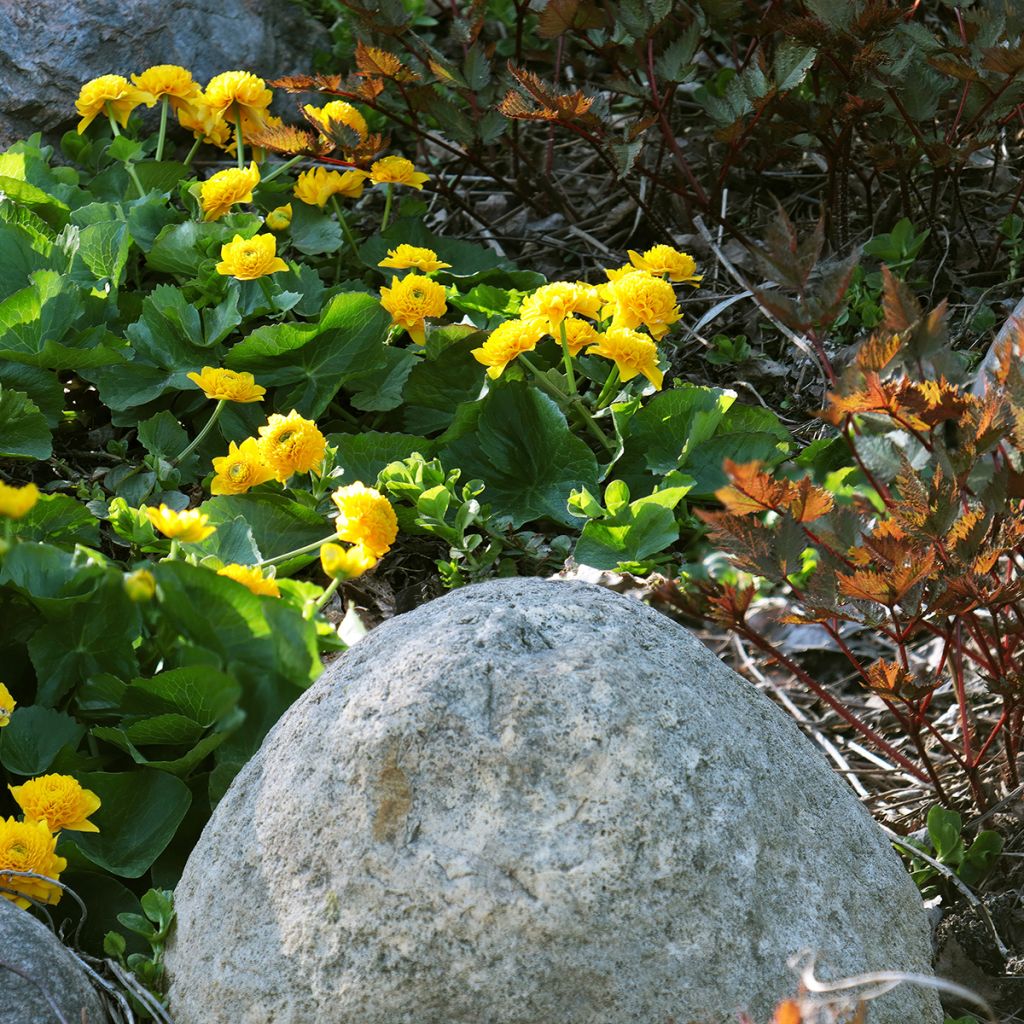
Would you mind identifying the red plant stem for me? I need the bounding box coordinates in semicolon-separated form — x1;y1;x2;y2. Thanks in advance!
735;626;933;784
951;622;977;767
976;708;1010;766
644;37;709;208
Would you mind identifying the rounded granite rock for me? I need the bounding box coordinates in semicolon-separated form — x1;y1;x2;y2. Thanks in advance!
0;896;107;1024
166;577;942;1024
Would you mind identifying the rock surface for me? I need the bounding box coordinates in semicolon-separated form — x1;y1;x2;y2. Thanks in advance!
0;1;326;146
166;578;942;1024
0;895;107;1024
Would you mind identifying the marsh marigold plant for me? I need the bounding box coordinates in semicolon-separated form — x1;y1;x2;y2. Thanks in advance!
200;162;261;221
144;505;216;543
379;274;447;345
9;774;101;833
0;818;67;908
257;411;327;481
331;483;398;558
216;233;289;280
188;366;265;403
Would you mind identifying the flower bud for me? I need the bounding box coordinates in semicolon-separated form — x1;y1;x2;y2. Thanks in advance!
124;568;156;602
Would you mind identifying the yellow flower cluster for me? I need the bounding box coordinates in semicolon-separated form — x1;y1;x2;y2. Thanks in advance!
0;683;14;727
208;410;326;494
378;245;451;274
188;367;266;403
467;246;698;389
369;156;430;190
293;167;367;208
200;162;261;221
319;484;398;582
1;774;101;910
217;563;281;598
0;481;39;519
74;66;278;154
379;273;448;345
216;233;289;280
144;505;216;543
304;100;368;144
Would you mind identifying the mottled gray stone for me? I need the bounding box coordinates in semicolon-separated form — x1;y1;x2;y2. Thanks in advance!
166;578;942;1024
0;0;326;146
0;895;107;1024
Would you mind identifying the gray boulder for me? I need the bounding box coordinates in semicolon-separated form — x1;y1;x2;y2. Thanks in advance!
166;578;942;1024
0;0;326;146
0;895;107;1023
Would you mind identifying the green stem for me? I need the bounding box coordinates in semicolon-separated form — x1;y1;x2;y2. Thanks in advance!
331;196;360;256
173;399;226;466
182;136;202;169
106;106;146;199
381;182;394;231
520;355;614;452
312;577;342;615
594;366;621;410
166;540;180;562
558;319;577;395
261;155;304;184
258;277;277;310
155;96;169;161
234;110;245;170
258;532;339;568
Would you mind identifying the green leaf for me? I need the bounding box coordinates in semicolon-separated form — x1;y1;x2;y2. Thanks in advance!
120;667;241;727
189;514;261;566
623;385;737;475
0;174;70;230
402;329;486;433
0;364;62;426
200;493;328;567
345;346;417;412
77;220;131;283
329;431;435;486
0;706;85;775
927;805;965;864
575;502;679;569
137;410;188;462
289;201;343;255
440;381;599;527
0;225;55;301
134;160;188;195
0;385;51;458
17;494;100;547
202;289;242;346
69;770;192;877
225;291;390;418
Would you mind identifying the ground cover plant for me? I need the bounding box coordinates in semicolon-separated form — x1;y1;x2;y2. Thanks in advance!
1;2;1023;1021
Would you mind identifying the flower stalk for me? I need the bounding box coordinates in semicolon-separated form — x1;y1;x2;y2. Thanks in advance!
173;399;226;466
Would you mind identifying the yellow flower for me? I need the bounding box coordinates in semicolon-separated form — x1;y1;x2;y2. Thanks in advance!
0;481;38;519
187;366;266;403
216;233;289;280
562;316;600;356
131;65;200;110
319;542;378;581
588;326;664;390
369;156;430;190
603;263;636;282
0;683;14;728
603;270;681;341
143;504;216;543
0;818;67;909
123;569;157;603
379;274;447;345
331;483;399;559
210;437;275;495
303;100;368;142
378;245;451;274
177;94;232;149
265;203;293;231
257;411;327;482
204;71;273;132
199;162;261;221
470;318;546;379
75;74;152;134
520;281;602;334
9;774;101;834
293;166;366;208
627;245;703;285
216;563;281;597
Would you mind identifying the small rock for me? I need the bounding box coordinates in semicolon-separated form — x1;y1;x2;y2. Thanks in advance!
166;577;942;1024
0;896;107;1024
0;1;326;146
